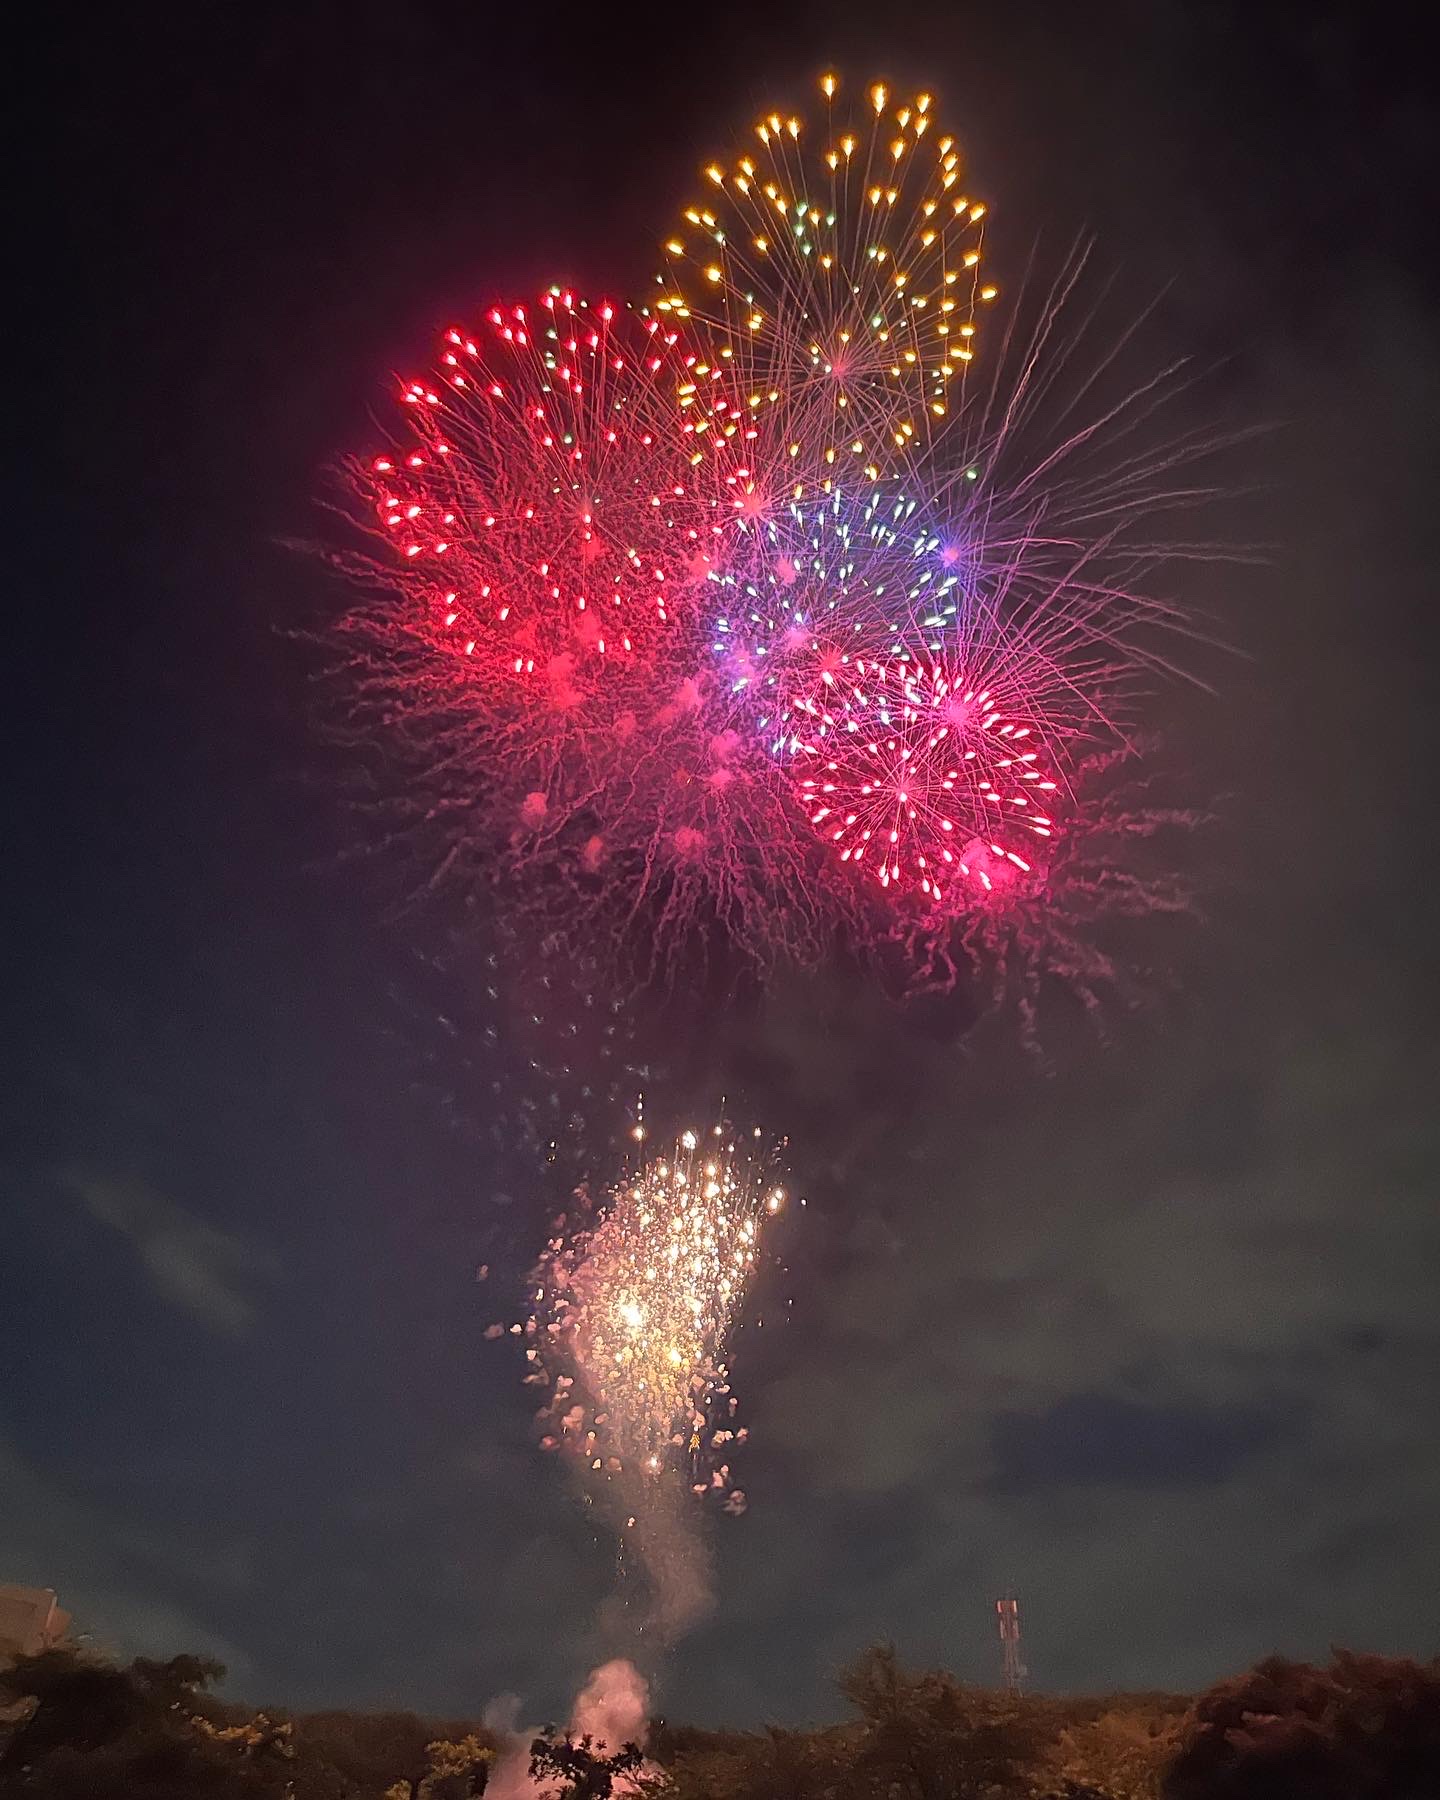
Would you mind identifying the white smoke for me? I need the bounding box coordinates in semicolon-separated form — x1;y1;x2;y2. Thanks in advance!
569;1658;649;1753
484;1658;651;1800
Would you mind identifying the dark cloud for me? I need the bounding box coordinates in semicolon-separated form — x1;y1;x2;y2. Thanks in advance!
989;1393;1286;1493
1172;1076;1268;1179
0;1431;254;1676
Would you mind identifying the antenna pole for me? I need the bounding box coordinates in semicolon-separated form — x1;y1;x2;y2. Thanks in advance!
995;1593;1026;1693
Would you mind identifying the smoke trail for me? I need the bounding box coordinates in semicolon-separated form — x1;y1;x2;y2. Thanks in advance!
611;1472;716;1650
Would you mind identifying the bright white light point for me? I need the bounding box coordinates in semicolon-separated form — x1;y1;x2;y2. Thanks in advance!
681;1130;698;1149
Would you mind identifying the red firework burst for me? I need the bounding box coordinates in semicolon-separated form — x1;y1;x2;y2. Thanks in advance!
355;287;725;706
331;282;858;979
336;288;748;859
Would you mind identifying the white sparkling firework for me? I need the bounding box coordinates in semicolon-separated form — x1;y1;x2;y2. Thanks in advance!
518;1125;786;1513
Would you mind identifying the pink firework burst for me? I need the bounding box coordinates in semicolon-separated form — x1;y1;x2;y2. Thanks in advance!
790;649;1061;907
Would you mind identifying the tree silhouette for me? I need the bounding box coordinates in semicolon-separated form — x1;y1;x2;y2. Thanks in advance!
838;1643;1049;1800
1;1651;225;1766
1043;1699;1184;1799
530;1728;645;1800
1163;1650;1440;1800
654;1721;846;1800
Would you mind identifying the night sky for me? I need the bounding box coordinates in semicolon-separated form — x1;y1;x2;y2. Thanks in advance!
7;0;1438;1728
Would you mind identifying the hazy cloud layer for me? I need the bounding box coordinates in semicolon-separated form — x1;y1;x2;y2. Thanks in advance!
56;1168;278;1337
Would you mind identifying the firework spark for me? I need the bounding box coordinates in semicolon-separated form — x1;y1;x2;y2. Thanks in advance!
518;1124;786;1514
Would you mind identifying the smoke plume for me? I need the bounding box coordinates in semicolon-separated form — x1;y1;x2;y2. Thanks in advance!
484;1658;651;1800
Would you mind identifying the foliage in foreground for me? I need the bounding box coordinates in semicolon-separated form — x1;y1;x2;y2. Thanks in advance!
3;1639;1438;1799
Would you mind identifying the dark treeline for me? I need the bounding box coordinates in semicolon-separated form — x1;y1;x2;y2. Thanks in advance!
3;1639;1438;1798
